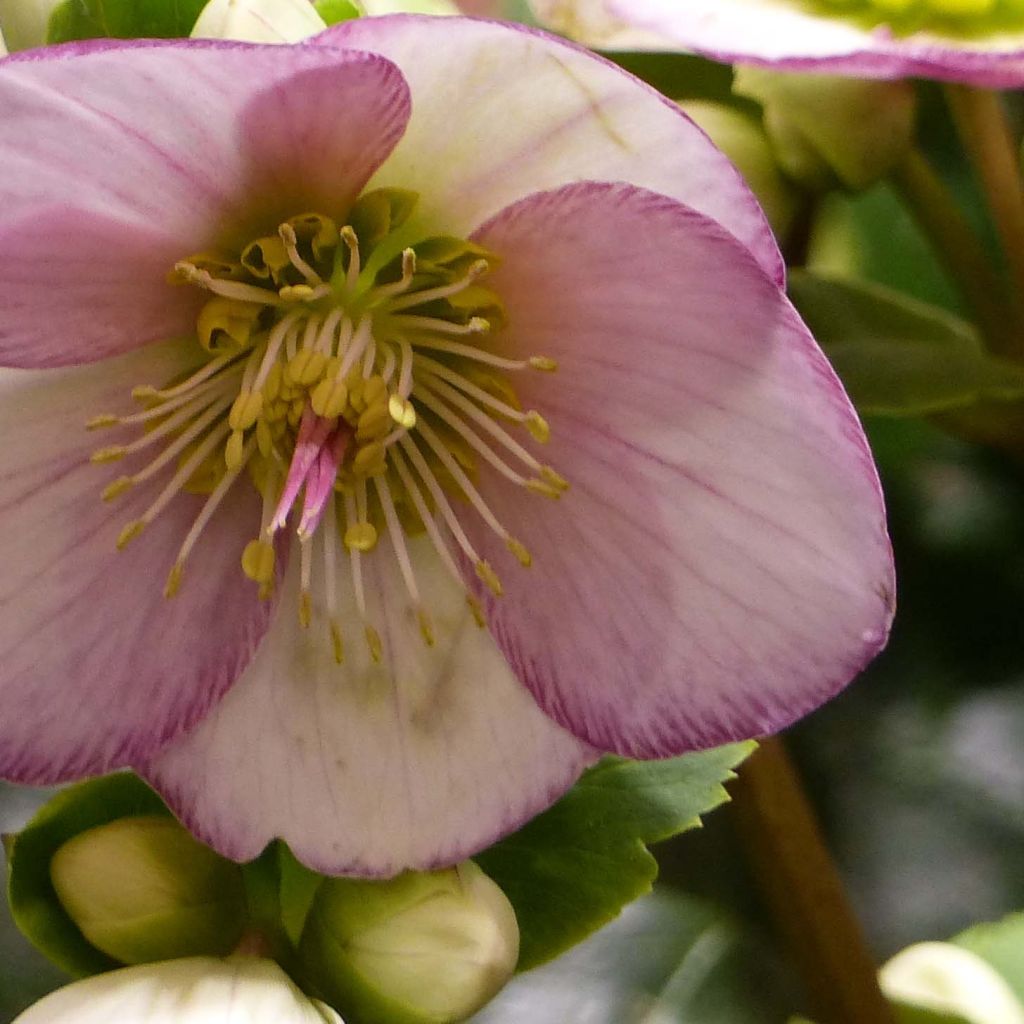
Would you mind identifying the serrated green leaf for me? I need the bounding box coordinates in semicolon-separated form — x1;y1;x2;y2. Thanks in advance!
476;743;754;971
954;913;1024;1005
789;270;1024;417
473;889;797;1024
6;773;171;978
47;0;209;43
313;0;359;26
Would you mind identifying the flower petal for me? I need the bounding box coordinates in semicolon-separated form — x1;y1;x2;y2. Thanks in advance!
145;538;593;876
12;957;338;1024
0;341;271;783
466;182;895;757
604;0;1024;87
313;14;784;284
0;39;410;367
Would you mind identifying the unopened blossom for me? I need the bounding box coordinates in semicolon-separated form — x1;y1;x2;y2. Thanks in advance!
558;0;1024;86
191;0;327;44
13;957;344;1024
0;16;893;875
0;0;58;51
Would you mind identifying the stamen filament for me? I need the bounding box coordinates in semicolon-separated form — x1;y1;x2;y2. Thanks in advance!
385;259;488;313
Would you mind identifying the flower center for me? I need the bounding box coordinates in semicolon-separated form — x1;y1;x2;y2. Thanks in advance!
811;0;1024;31
89;191;566;662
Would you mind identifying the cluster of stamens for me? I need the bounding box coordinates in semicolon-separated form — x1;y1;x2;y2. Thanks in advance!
89;190;567;663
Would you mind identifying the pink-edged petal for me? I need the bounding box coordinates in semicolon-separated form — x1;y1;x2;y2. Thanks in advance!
0;39;410;367
464;182;894;757
0;341;272;784
313;15;784;285
145;538;594;876
605;0;1024;88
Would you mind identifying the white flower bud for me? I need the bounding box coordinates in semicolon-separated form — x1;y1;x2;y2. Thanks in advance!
679;100;801;240
734;68;917;192
50;815;247;965
0;0;59;51
880;942;1024;1024
359;0;460;13
12;956;344;1024
191;0;326;43
298;861;519;1024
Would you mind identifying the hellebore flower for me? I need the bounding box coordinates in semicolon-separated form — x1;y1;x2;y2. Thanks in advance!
0;16;893;875
569;0;1024;87
12;956;344;1024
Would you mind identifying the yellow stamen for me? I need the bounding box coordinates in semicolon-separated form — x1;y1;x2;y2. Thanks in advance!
344;521;378;552
475;560;503;597
365;624;383;664
164;562;184;599
525;411;551;444
102;476;134;502
241;539;276;584
116;520;145;550
506;537;533;568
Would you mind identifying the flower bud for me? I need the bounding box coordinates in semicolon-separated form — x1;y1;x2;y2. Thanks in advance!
190;0;327;43
734;67;917;192
678;100;801;241
12;956;344;1024
880;942;1024;1024
0;0;59;51
360;0;460;13
50;815;247;965
298;861;519;1024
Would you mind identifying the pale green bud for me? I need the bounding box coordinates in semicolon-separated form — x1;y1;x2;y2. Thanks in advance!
50;816;247;965
0;0;59;51
678;100;801;241
734;67;917;193
359;0;459;13
191;0;327;42
12;956;344;1024
298;861;519;1024
880;942;1024;1024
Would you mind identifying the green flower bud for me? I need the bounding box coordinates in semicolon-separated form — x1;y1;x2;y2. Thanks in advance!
359;0;460;13
734;68;917;192
0;0;59;50
880;942;1024;1024
678;100;802;241
50;816;248;965
298;861;519;1024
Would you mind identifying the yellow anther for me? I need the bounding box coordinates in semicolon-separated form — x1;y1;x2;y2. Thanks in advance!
299;589;313;629
241;539;276;584
529;356;558;372
225;431;246;471
363;376;387;406
101;476;134;502
330;622;345;665
164;562;184;599
526;478;563;500
417;608;436;648
256;420;275;458
365;624;383;664
466;317;491;334
131;385;160;404
466;594;487;628
352;442;387;477
506;537;533;568
356;403;391;442
286;349;328;387
475;560;503;597
279;284;316;302
287;401;304;429
344;521;379;552
116;520;145;551
525;411;551;444
228;390;263;432
540;465;569;492
262;363;284;403
311;378;349;419
388;394;417;429
258;581;274;602
86;414;120;430
90;446;127;464
197;297;261;353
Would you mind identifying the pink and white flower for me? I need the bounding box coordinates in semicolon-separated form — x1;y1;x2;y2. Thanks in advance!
565;0;1024;87
0;15;894;875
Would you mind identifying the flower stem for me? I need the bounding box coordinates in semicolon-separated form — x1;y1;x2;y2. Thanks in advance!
891;149;1019;360
731;738;895;1024
944;85;1024;351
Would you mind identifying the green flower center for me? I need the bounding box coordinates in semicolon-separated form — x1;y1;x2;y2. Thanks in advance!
809;0;1024;33
89;190;566;662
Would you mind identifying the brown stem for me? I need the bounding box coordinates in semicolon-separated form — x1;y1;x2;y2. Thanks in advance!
891;150;1018;359
731;738;895;1024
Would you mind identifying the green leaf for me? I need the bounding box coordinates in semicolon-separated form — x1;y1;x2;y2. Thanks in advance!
6;774;171;978
473;889;798;1024
47;0;209;43
475;743;754;971
789;270;1024;417
313;0;359;26
954;913;1024;1005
